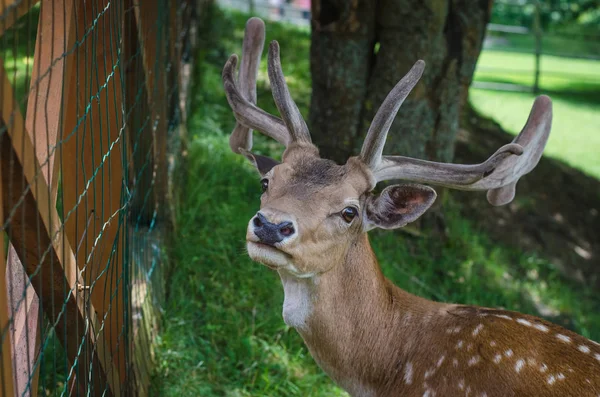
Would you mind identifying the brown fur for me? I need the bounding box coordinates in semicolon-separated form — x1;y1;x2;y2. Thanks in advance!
245;147;600;397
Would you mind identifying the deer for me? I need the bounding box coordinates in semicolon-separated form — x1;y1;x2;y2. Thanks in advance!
222;17;600;397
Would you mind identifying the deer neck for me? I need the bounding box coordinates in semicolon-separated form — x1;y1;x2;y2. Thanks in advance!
277;233;441;395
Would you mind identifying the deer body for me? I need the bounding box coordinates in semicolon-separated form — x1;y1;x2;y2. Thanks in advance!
279;233;600;397
224;17;600;397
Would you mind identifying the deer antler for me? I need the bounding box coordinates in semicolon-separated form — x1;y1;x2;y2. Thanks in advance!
360;61;552;206
359;60;426;170
223;18;311;153
227;18;266;153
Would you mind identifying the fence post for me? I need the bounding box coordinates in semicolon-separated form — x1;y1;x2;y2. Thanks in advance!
5;0;78;394
0;181;15;397
59;0;128;390
533;0;542;94
133;0;169;225
0;57;121;396
249;0;255;14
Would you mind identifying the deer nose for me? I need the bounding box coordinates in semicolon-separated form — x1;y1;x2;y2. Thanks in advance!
252;212;296;245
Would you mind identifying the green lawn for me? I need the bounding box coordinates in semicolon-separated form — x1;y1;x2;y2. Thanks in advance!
472;50;600;178
151;8;600;396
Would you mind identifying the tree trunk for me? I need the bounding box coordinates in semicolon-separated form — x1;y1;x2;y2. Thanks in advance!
310;0;493;164
309;0;377;164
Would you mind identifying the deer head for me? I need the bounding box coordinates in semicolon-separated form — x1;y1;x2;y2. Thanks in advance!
223;18;552;278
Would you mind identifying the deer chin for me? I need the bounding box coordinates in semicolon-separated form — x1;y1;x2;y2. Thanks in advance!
246;241;292;269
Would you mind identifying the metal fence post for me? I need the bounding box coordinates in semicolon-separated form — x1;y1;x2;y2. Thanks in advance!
533;0;543;94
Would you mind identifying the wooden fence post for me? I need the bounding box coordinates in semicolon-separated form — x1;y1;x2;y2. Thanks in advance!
133;0;169;225
4;0;78;394
123;0;155;227
59;0;128;390
0;181;15;397
0;57;121;396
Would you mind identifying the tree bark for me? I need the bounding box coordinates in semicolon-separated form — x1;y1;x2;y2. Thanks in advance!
309;0;377;163
310;0;493;164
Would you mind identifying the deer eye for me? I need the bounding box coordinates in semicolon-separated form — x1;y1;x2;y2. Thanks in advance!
260;178;269;192
340;207;358;223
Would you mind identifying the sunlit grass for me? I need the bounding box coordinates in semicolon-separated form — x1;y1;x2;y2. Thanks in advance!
472;50;600;178
475;50;600;87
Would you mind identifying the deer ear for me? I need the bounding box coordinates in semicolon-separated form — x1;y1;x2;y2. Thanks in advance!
240;149;280;176
364;184;437;231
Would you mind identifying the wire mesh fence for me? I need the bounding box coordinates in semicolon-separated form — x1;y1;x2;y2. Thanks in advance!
476;0;600;93
0;0;197;395
218;0;311;26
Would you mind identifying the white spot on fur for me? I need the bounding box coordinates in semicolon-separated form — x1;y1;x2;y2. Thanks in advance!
557;373;565;380
540;364;548;373
517;318;532;327
547;375;556;385
456;340;464;349
458;379;465;390
579;345;591;354
472;324;484;336
515;359;525;373
481;393;488;397
504;349;514;358
436;355;446;368
423;391;432;397
467;343;474;351
453;358;459;367
404;362;413;385
594;353;600;362
468;356;481;366
490;340;497;347
556;334;571;343
493;354;502;364
534;323;549;332
424;368;435;379
493;314;513;321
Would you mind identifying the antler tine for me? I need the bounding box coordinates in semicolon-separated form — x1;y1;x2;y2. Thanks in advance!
223;56;290;147
373;95;553;206
229;17;265;154
223;18;290;152
360;60;426;169
267;41;312;144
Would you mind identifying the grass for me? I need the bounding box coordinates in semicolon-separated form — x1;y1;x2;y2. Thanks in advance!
472;50;600;178
152;7;600;396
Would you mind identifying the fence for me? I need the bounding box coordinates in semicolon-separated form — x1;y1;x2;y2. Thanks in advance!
219;0;311;26
475;0;600;93
0;0;197;396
